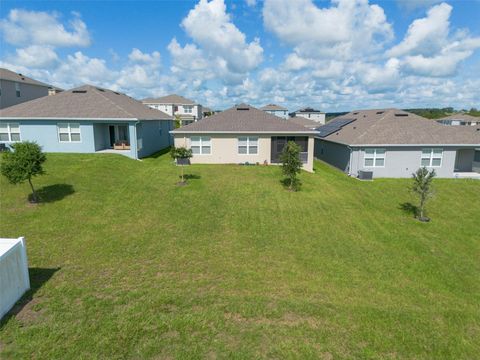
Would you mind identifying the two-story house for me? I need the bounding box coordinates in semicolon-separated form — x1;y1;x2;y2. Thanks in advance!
142;94;202;126
260;104;289;119
0;68;61;109
292;108;326;125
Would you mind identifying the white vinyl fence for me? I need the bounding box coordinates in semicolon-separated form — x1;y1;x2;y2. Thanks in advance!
0;237;30;319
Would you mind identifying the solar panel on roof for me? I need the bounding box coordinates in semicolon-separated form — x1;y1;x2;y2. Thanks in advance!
316;118;356;138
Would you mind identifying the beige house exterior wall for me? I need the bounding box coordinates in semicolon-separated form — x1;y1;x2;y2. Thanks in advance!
174;133;314;172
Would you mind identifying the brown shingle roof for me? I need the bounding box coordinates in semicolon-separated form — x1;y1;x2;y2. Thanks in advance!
171;104;316;134
319;109;480;145
142;94;196;105
0;67;52;87
260;104;287;111
0;85;172;120
288;116;321;129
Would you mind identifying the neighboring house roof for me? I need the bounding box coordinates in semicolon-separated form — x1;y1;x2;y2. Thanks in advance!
437;113;480;122
294;107;324;114
0;85;172;120
0;67;52;88
317;109;480;145
288;116;321;129
171;104;316;134
142;94;196;105
260;104;288;111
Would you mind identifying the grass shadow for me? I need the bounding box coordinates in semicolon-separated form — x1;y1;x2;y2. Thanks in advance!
183;174;201;180
0;267;60;327
29;184;74;203
144;147;172;159
399;202;418;217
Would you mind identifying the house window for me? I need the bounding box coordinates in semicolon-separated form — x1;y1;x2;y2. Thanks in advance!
57;123;81;142
474;150;480;162
364;148;385;167
183;105;193;114
0;123;21;142
15;82;20;97
191;136;211;154
238;136;258;154
421;148;443;167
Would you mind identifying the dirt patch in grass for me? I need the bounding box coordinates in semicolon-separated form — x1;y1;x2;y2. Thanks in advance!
12;297;46;326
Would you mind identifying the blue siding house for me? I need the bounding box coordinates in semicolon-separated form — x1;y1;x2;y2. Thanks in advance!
0;85;173;159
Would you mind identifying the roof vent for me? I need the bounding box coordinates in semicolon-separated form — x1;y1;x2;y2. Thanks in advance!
376;111;384;114
72;90;87;94
237;106;249;110
395;113;408;117
96;88;105;92
353;112;359;115
114;92;120;95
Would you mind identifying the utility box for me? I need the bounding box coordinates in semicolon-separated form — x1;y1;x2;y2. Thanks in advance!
0;237;30;319
358;170;373;180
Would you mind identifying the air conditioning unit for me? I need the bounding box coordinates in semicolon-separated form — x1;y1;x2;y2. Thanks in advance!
358;170;373;180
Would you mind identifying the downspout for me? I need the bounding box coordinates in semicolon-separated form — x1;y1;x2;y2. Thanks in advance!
133;121;140;160
347;145;353;176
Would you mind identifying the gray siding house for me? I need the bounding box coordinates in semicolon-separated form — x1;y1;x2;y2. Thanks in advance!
315;109;480;178
0;85;173;159
0;68;60;109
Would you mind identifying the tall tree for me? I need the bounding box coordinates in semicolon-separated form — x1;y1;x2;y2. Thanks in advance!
1;141;47;203
280;141;303;191
412;167;436;221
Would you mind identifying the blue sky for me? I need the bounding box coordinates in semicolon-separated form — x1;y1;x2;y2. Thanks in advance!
1;0;479;112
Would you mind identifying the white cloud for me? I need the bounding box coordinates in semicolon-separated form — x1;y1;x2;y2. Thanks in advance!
0;9;90;47
396;0;442;11
245;0;257;7
170;0;263;80
387;3;451;58
263;0;393;60
11;45;59;68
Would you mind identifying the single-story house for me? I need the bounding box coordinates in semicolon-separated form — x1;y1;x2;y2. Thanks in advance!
0;85;173;159
315;109;480;179
437;113;480;126
260;104;289;119
171;103;317;172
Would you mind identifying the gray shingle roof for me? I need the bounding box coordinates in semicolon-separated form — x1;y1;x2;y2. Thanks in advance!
260;104;287;111
142;94;196;105
172;104;316;134
0;67;52;87
319;109;480;145
0;85;172;120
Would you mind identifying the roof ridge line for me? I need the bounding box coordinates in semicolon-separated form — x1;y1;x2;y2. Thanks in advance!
93;87;137;119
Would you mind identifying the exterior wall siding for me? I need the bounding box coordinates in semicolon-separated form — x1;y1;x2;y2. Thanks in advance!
350;146;459;178
314;139;351;173
137;120;173;158
0;80;49;109
296;113;326;124
174;134;314;172
264;110;288;119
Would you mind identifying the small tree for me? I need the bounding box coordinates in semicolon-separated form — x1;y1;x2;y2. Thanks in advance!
1;141;46;203
170;146;193;184
174;114;182;129
412;167;436;221
280;141;303;191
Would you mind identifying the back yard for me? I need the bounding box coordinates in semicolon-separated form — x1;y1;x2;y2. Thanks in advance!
1;153;479;359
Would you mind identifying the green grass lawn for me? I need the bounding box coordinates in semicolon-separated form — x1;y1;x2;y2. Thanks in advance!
1;152;479;359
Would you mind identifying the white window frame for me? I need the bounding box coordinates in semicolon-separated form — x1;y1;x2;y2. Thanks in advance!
0;122;21;142
57;123;81;143
183;105;193;114
190;136;211;155
421;148;443;167
238;136;258;155
364;148;386;168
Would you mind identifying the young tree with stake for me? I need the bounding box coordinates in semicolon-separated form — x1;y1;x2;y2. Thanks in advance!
170;146;193;184
1;141;47;203
280;141;303;191
412;167;436;221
